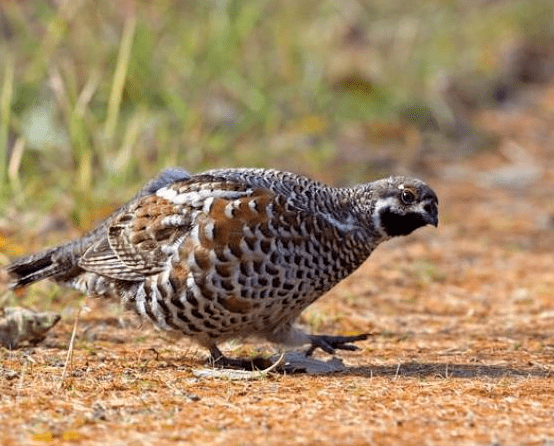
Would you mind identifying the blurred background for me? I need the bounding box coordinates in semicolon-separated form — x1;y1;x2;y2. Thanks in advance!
1;0;554;249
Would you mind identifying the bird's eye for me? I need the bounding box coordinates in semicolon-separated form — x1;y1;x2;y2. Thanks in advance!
400;189;416;205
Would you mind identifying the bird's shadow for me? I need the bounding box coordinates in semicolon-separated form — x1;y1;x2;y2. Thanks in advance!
343;361;552;379
210;351;554;378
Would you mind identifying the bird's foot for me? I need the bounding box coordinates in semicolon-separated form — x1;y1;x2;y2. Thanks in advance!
208;345;273;371
306;333;370;356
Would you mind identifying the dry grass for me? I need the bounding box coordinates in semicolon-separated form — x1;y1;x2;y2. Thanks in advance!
3;85;554;445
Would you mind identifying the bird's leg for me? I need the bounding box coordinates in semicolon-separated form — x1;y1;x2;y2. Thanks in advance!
207;345;272;370
305;333;370;357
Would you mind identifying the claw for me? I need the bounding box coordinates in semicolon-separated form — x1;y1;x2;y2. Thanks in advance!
306;333;370;356
208;345;272;370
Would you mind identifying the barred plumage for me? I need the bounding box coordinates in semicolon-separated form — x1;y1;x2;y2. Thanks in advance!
6;167;438;367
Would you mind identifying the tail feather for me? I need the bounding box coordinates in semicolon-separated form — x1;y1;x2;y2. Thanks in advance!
7;247;70;289
6;237;95;289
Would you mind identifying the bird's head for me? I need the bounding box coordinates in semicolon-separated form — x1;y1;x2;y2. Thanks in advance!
358;176;438;238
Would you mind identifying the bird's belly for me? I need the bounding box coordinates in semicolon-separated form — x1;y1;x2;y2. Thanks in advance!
130;252;342;341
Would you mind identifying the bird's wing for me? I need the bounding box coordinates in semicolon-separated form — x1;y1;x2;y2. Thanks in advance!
78;193;192;280
78;175;258;281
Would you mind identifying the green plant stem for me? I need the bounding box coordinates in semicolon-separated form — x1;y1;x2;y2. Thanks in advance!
0;53;14;191
104;14;137;149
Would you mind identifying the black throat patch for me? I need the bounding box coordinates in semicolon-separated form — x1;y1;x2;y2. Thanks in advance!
380;208;427;237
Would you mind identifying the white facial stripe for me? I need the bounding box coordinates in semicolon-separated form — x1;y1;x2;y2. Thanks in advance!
373;196;397;213
372;196;398;236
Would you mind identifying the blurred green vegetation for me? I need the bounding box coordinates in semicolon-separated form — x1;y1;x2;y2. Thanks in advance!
0;0;553;231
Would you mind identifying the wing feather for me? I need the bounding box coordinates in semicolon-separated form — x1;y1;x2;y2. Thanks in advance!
79;194;191;280
78;174;267;281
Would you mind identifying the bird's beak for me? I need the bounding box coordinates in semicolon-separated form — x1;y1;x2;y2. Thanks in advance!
424;200;439;227
428;213;439;227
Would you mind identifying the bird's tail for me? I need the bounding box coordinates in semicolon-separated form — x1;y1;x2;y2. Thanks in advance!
6;241;87;289
7;247;66;289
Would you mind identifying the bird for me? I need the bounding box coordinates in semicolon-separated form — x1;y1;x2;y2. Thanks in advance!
6;167;438;368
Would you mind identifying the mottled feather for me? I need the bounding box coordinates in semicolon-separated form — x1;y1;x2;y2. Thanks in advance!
5;167;438;367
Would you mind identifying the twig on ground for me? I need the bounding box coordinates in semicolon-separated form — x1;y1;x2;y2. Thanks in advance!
59;308;81;389
193;353;286;380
